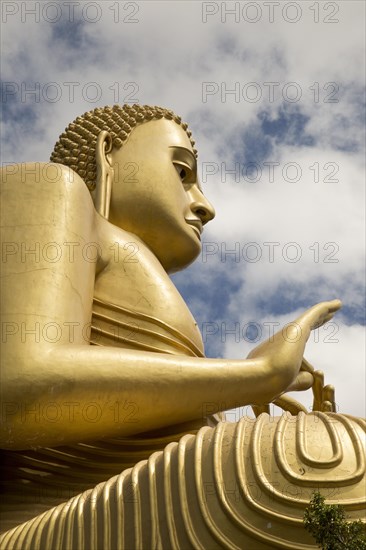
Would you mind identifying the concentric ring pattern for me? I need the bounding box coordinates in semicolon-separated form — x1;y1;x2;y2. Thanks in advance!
1;412;365;549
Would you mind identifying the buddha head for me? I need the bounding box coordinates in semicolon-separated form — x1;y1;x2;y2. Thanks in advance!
50;104;215;272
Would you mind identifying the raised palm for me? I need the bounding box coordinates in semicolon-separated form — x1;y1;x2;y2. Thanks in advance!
247;300;342;402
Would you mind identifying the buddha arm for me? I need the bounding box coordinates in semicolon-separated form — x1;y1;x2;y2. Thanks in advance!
1;344;274;450
1;299;340;450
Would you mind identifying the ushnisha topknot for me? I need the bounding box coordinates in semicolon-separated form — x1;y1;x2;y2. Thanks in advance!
50;104;197;190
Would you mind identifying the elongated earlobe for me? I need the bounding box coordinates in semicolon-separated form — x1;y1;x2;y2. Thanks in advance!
95;131;114;219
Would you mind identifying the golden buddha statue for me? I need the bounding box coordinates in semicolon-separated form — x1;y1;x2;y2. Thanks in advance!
0;105;364;549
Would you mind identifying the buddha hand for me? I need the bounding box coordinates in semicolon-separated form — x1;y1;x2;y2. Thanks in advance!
247;300;342;400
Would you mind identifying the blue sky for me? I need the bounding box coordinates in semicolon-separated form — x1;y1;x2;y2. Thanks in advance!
1;0;365;416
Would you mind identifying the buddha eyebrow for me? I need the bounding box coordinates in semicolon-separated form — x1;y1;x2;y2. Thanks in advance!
169;146;197;171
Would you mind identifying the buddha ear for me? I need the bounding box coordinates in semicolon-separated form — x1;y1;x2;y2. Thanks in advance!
94;130;114;219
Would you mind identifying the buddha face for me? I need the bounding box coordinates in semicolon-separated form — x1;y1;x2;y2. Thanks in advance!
107;119;215;273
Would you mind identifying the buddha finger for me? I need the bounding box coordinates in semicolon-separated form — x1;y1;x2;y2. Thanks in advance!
287;371;313;392
323;384;336;412
312;370;324;412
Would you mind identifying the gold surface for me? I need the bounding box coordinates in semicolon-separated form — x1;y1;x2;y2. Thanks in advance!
1;414;365;549
0;104;364;548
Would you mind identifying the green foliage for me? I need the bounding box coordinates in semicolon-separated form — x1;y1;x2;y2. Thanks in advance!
304;492;366;549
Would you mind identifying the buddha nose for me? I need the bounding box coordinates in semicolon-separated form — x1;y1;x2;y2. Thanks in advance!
190;187;215;225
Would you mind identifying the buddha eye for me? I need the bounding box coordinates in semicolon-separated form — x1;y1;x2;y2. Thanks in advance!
174;164;187;181
174;163;194;184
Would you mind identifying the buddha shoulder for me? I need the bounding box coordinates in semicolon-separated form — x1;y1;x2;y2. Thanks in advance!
1;162;95;227
1;161;88;191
